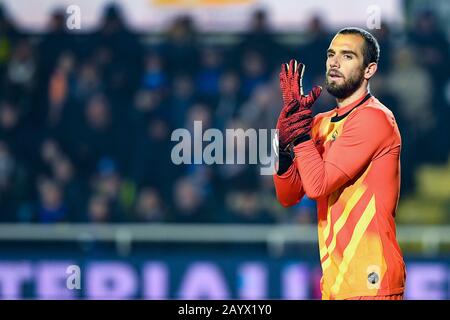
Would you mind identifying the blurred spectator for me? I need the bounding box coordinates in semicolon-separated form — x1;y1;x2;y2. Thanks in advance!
130;118;177;203
213;118;260;205
409;10;449;91
240;50;269;97
0;101;21;145
386;47;434;135
52;155;86;221
0;141;28;221
40;139;62;165
92;157;121;200
38;9;72;78
0;100;29;162
214;71;243;130
48;54;72;109
141;51;168;91
239;82;280;130
134;187;167;222
87;193;110;223
95;4;143;99
196;47;224;103
6;40;35;102
125;88;168;177
46;53;76;134
73;62;102;102
239;9;280;66
70;94;117;175
182;103;216;207
162;16;199;76
290;197;317;224
0;5;20;69
89;157;126;222
53;156;73;186
222;190;275;224
130;87;166;136
185;102;213;133
172;176;214;223
36;177;68;223
301;15;331;79
169;74;196;130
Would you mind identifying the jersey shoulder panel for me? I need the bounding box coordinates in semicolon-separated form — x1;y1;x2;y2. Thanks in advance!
347;99;397;132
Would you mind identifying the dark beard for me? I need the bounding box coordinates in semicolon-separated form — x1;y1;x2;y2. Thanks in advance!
325;69;365;99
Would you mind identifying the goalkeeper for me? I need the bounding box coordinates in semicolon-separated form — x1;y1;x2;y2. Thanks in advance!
273;28;406;300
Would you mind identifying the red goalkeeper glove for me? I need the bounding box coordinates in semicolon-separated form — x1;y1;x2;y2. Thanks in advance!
279;59;304;107
276;99;302;151
278;59;322;150
276;60;322;174
285;85;322;148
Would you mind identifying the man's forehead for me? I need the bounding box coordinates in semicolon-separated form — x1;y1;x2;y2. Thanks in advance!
328;34;364;54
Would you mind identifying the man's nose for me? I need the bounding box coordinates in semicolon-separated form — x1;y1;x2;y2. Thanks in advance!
328;56;339;69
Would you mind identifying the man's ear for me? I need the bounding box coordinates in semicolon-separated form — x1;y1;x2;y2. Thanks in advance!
364;62;377;80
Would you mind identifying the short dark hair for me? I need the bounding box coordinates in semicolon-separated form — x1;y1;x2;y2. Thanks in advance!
336;27;380;67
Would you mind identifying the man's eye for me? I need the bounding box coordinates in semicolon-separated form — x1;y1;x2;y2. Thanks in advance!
327;53;334;58
344;54;352;59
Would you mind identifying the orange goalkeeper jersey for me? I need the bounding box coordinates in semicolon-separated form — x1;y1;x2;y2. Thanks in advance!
273;92;406;299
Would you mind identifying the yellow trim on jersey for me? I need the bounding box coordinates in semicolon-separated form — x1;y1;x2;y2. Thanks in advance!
319;162;372;264
321;185;367;271
320;204;333;259
330;195;377;296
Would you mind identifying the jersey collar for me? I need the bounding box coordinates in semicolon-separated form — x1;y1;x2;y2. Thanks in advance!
331;92;372;122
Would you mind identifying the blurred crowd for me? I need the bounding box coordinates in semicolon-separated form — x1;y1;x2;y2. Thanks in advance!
0;4;448;224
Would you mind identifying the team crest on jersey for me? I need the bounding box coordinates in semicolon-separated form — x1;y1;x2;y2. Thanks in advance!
331;130;339;141
368;272;379;284
367;265;381;289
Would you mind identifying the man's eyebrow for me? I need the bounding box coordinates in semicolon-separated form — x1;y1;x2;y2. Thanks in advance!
327;48;359;56
340;49;358;56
